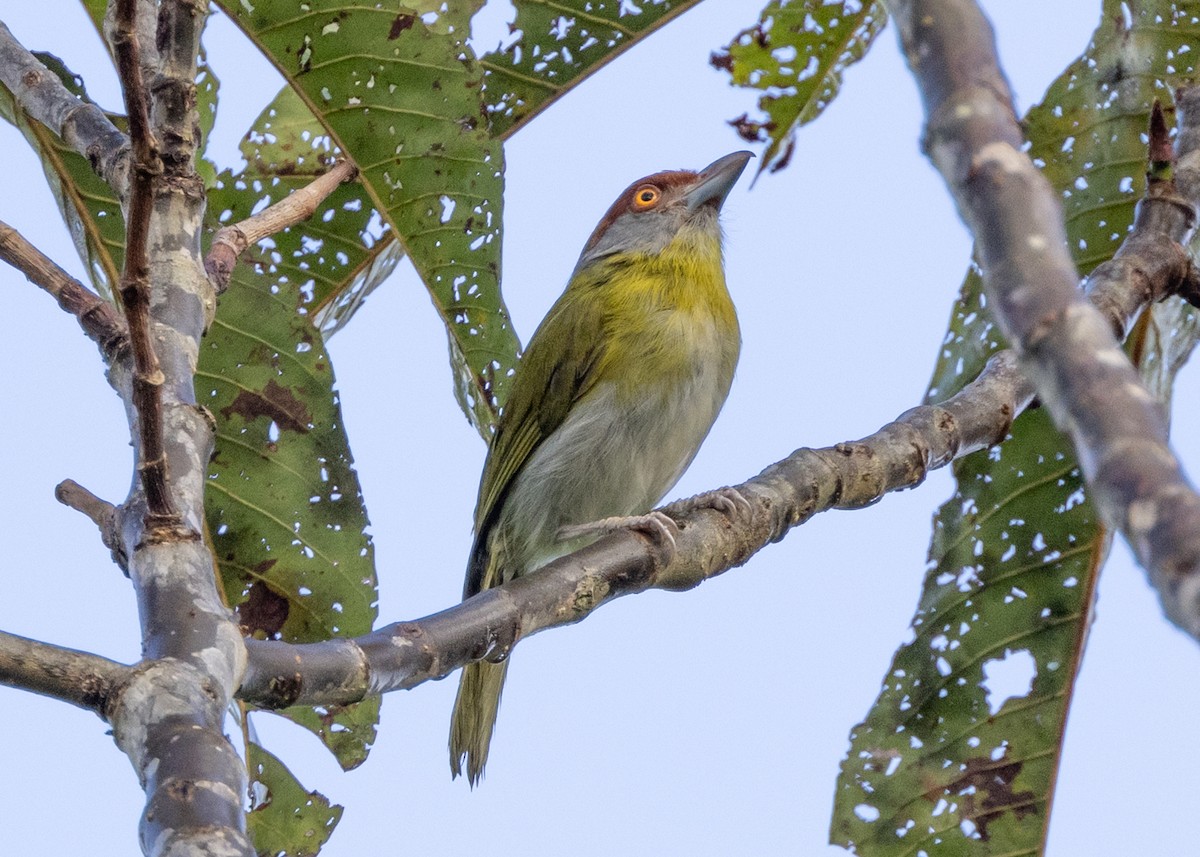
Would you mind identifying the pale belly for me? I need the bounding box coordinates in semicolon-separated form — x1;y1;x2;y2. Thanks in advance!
494;360;732;576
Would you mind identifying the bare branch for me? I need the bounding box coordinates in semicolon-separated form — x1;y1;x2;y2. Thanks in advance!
92;4;249;856
0;22;129;190
239;349;1029;707
0;629;130;715
884;0;1200;639
102;0;159;97
55;479;127;572
205;159;360;292
111;0;179;530
241;107;1200;708
152;0;205;174
0;219;129;360
1085;104;1200;333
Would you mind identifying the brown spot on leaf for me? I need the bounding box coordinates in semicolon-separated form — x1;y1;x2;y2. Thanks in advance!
389;13;415;39
220;379;312;433
709;51;733;72
945;754;1038;840
237;578;289;638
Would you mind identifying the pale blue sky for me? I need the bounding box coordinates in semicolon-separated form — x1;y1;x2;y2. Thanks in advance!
0;3;1193;855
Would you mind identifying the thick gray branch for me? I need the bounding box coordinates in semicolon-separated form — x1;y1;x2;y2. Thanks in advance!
885;0;1200;638
240;354;1028;707
240;86;1200;712
0;21;129;190
97;2;250;854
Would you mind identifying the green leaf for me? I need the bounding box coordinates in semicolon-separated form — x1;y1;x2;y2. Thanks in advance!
832;4;1200;854
212;0;716;427
201;88;383;769
0;60;124;300
212;85;405;327
247;741;342;857
214;0;516;433
79;0;105;31
479;0;707;139
714;0;887;175
277;699;380;771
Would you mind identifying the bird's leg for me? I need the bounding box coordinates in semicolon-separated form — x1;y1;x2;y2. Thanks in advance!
557;510;681;555
665;486;752;521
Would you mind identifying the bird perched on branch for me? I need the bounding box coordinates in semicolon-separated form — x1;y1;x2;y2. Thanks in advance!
450;151;752;784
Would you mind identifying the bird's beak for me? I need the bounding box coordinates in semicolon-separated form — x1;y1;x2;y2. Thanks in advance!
684;151;753;212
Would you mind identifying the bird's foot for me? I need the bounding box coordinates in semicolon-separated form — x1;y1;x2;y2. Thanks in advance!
666;486;752;521
557;510;681;559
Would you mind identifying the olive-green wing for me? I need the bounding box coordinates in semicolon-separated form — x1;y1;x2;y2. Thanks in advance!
464;285;606;597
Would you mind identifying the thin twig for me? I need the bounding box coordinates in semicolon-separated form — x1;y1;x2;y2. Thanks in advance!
205;159;359;292
885;0;1200;638
0;630;130;715
111;0;178;530
1085;102;1200;332
0;220;129;361
55;479;127;573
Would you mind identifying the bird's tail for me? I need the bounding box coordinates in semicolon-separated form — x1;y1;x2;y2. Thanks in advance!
449;658;510;785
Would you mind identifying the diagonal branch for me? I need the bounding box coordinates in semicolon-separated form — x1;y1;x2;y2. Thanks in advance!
204;158;359;292
0;629;131;715
0;219;129;361
239;348;1027;707
240;100;1200;709
0;22;129;190
884;0;1200;639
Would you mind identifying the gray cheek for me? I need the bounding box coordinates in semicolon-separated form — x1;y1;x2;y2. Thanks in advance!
573;210;678;272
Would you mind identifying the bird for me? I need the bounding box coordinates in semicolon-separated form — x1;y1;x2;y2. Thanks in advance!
450;151;752;784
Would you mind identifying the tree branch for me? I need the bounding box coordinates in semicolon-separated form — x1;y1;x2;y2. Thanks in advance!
96;3;251;855
55;479;127;572
884;0;1200;639
152;0;204;174
111;0;178;530
240;85;1200;712
0;629;130;715
0;219;129;361
0;21;129;190
204;159;359;292
1085;102;1200;333
239;348;1029;707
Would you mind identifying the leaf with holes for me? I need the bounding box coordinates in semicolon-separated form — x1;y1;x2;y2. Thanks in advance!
209;84;405;330
201;94;383;768
714;0;888;175
832;4;1200;855
214;0;516;434
247;741;343;856
478;0;708;138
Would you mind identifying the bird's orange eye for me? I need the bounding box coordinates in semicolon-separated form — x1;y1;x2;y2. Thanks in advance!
632;185;660;209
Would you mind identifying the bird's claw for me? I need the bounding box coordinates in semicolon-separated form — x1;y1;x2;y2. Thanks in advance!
668;486;752;521
557;511;681;559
